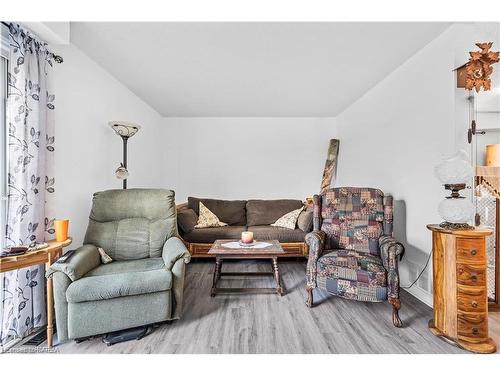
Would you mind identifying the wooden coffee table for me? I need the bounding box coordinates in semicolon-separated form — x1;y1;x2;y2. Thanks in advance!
208;239;285;296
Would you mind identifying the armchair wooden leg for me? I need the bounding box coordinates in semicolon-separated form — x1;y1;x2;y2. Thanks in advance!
389;297;403;327
306;287;314;307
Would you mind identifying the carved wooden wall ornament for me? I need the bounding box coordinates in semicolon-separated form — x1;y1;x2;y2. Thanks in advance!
319;139;340;195
465;42;500;92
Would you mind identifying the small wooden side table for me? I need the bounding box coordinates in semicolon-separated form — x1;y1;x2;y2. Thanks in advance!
427;225;496;353
0;238;72;348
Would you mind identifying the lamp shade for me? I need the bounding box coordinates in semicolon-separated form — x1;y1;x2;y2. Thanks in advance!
109;121;141;138
434;150;473;184
115;163;129;180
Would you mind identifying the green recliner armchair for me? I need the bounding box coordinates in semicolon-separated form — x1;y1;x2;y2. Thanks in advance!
46;189;191;342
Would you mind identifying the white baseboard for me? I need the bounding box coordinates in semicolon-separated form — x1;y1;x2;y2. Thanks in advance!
405;285;433;308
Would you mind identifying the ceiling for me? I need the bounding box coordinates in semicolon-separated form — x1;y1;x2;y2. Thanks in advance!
70;22;450;117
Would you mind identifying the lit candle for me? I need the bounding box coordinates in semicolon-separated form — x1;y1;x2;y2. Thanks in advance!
241;231;254;244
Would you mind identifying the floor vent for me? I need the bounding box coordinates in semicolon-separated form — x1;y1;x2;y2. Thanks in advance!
23;330;47;346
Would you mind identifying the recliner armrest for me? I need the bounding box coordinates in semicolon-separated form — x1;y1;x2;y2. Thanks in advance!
46;244;101;282
162;236;191;270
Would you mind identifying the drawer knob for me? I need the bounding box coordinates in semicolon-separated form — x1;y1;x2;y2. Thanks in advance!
471;274;478;282
471;301;478;308
472;327;479;335
470;249;477;256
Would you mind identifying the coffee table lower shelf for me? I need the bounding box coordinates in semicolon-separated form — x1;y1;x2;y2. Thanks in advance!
210;268;284;296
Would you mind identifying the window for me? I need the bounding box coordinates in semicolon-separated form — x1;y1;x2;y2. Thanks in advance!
0;25;8;351
1;26;7;251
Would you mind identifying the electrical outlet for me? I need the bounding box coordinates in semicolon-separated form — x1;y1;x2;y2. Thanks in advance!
406;260;431;292
418;269;430;292
408;263;418;283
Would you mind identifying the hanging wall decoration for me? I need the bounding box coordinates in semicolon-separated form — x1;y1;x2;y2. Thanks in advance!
459;43;500;145
319;139;340;195
457;42;500;92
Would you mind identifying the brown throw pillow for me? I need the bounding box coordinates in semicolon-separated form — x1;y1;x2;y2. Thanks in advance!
297;210;313;232
177;209;198;234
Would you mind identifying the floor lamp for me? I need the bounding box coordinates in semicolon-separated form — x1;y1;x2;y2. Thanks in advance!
109;121;141;189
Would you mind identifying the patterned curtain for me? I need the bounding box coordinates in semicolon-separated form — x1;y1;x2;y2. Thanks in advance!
0;24;56;350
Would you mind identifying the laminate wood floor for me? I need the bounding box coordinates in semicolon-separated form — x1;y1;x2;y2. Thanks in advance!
51;259;498;354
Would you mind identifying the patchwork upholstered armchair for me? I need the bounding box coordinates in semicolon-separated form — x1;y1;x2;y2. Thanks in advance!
305;187;405;327
47;189;191;341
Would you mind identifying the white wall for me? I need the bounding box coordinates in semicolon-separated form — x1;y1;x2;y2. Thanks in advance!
49;46;337;246
335;23;500;305
51;44;166;245
476;112;500;166
22;22;70;45
162;117;337;203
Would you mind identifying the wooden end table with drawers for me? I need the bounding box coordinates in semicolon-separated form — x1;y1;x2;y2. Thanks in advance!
427;225;497;354
208;239;285;296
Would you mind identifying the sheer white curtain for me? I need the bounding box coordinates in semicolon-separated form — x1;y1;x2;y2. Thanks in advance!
1;23;56;350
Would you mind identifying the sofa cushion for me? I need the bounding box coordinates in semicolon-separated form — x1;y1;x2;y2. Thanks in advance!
84;189;177;260
297;210;313;232
321;218;382;255
248;225;306;243
246;199;304;226
188;197;247;226
66;263;171;303
316;277;387;302
85;257;165;277
182;226;246;243
319;188;385;255
177;209;198;234
315;249;387;302
86;218;152;260
317;249;386;287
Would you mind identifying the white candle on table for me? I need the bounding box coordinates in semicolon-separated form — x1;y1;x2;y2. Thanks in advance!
241;231;254;244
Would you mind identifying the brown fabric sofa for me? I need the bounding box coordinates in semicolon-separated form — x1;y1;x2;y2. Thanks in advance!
177;197;312;257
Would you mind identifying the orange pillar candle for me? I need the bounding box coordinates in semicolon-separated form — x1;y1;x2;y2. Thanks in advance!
54;219;69;242
241;231;254;244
